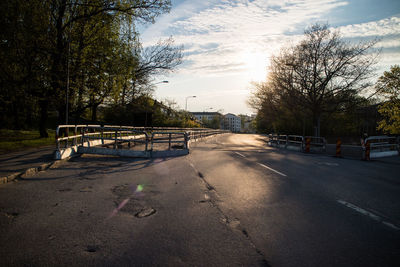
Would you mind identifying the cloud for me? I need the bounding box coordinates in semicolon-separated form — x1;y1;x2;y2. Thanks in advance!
142;0;350;77
141;0;399;81
338;16;400;38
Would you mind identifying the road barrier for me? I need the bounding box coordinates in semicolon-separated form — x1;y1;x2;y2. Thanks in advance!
362;136;399;160
268;133;399;160
268;134;325;153
55;125;228;159
336;138;342;157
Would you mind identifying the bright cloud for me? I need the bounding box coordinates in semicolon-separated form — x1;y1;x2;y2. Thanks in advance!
143;0;351;79
339;16;400;38
140;0;400;114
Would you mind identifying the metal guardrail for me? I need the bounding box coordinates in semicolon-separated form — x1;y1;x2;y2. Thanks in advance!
187;129;229;142
304;136;327;152
151;132;188;151
55;125;229;159
268;133;399;159
363;136;399;159
268;134;326;152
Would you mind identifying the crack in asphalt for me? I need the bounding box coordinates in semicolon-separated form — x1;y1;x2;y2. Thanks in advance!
187;159;271;267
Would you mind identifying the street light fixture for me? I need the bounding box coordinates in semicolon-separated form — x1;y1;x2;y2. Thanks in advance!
154;80;169;85
185;95;196;111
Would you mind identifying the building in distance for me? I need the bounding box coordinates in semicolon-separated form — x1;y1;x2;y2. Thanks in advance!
191;112;241;132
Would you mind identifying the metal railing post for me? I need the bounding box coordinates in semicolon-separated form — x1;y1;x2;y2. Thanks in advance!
73;125;77;146
114;130;117;149
151;133;154;151
56;126;60;151
145;133;149;152
169;133;171;150
64;126;69;148
81;127;85;146
184;132;189;149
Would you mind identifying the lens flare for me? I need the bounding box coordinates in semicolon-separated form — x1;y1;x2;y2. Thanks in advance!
136;184;144;192
108;198;130;219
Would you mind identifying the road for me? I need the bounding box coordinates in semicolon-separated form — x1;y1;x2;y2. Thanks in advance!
1;133;399;266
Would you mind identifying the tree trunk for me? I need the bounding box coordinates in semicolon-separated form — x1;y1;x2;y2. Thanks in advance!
313;113;321;137
91;103;98;123
39;99;48;138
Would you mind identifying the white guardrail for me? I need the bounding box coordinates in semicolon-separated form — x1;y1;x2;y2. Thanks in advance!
268;134;326;152
55;125;229;159
268;133;399;160
363;136;399;159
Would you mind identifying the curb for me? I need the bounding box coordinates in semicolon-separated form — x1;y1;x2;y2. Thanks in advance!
0;155;73;185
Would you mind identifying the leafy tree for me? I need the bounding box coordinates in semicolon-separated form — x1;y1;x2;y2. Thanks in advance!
251;24;378;136
376;65;400;134
201;115;221;129
0;0;185;136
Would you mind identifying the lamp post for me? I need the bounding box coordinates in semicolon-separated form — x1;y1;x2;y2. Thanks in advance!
185;95;196;111
154;80;169;85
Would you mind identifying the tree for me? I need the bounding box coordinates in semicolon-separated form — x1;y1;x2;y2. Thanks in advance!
376;65;400;134
0;0;176;136
251;24;378;136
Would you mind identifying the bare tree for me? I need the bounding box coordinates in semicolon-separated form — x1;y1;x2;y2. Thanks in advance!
266;24;378;136
138;37;183;77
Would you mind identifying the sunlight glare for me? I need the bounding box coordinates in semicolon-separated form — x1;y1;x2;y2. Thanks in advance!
241;51;268;82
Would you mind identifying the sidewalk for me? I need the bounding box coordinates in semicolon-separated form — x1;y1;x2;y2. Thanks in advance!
0;145;57;184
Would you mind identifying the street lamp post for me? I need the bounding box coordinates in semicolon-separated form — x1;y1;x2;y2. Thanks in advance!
185;95;196;111
154;80;169;85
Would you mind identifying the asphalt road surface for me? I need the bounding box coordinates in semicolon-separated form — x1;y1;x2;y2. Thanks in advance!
1;133;399;266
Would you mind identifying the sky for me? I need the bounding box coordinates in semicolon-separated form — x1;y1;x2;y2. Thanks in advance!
139;0;400;115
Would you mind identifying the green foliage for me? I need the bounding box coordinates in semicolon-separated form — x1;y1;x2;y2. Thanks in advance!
0;0;184;135
377;65;400;134
201;116;221;129
103;96;200;128
0;129;55;152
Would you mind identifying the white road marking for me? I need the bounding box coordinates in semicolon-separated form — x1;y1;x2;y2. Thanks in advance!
235;152;246;158
257;163;287;177
337;199;399;231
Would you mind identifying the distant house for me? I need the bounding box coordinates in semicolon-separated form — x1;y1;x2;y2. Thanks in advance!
191;112;242;132
223;113;241;132
191;112;224;129
191;112;221;122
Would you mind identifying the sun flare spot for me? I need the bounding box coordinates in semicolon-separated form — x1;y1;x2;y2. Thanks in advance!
241;51;268;82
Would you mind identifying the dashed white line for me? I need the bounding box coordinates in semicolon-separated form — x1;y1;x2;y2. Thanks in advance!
257;163;287;177
337;199;399;231
235;152;246;158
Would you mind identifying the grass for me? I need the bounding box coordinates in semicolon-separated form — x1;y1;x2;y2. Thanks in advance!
0;129;56;153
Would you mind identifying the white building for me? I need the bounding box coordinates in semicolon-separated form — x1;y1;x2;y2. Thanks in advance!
223;113;241;132
191;112;221;122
